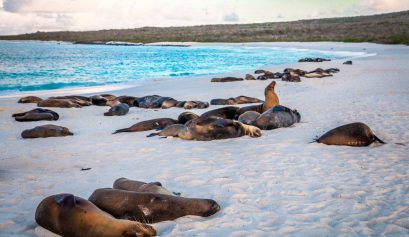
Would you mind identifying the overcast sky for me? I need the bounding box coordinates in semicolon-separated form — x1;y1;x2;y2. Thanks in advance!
1;0;408;35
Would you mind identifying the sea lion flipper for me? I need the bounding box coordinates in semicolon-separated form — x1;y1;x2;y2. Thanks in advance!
374;135;386;144
146;133;159;137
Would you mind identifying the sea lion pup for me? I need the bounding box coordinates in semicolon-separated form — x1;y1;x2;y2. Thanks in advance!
200;106;240;120
117;96;138;107
12;108;59;122
253;105;301;130
113;178;174;196
18;96;43;104
177;111;199;124
36;193;156;237
261;81;280;113
135;95;164;108
183;101;209;109
238;111;261;125
113;118;178;134
48;96;92;106
89;188;220;223
148;117;262;140
21;124;73;138
37;99;82;108
315;122;385;146
211;77;244;82
104;103;130;116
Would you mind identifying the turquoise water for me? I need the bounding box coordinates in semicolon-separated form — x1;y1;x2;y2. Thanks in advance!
0;41;358;93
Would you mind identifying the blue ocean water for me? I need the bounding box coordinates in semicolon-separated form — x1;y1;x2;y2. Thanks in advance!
0;41;359;93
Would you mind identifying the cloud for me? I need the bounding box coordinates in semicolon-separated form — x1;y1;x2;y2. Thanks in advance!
361;0;409;12
223;12;239;22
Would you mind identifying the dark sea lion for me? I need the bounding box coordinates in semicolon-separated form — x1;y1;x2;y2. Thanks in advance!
113;178;173;196
315;122;385;146
104;103;130;116
21;124;73;138
235;104;263;119
136;95;165;108
211;77;244;82
177;111;199;124
245;74;256;80
261;81;280;113
91;95;109;106
149;117;262;140
282;72;301;82
257;72;277;80
18;96;43;104
254;69;272;74
253;105;301;130
200;106;240;119
35;193;156;237
117;96;138;107
343;60;353;65
211;96;263;105
89;188;220;223
238;111;260;125
113;118;178;134
37;99;82;108
12;108;59;122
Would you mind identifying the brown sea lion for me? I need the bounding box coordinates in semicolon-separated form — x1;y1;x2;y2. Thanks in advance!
211;77;244;82
148;117;262;140
161;98;179;109
117;96;138;107
210;96;263;105
183;101;209;109
113;118;178;134
21;125;73;138
261;81;280;113
104;103;130;116
177;111;199;124
245;74;256;80
315;122;385;146
253;105;301;130
49;96;92;106
113;178;174;196
35;193;156;237
200;106;240;120
88;188;220;223
18;96;43;104
37;99;82;108
12;108;59;122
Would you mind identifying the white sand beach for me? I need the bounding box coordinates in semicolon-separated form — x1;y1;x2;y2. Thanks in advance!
0;42;408;236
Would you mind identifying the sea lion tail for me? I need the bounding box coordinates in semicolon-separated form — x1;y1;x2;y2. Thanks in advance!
374;135;386;144
146;132;159;137
112;128;128;134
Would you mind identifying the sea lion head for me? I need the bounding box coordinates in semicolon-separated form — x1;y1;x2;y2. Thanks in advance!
265;81;276;95
293;109;301;122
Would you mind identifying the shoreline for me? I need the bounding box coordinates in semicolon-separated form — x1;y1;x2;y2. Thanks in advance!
0;41;376;99
0;42;408;236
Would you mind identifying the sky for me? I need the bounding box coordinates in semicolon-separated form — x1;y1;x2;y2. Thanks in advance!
0;0;409;35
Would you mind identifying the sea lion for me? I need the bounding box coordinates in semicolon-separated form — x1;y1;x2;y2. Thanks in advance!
343;60;352;65
315;122;385;146
90;95;110;106
161;98;179;109
136;95;171;109
49;96;92;106
238;111;260;125
104;103;130;116
148;117;262;140
12;108;59;122
245;74;256;80
254;69;272;74
35;193;156;237
113;178;174;196
37;99;82;108
303;72;332;78
88;188;220;223
18;96;43;104
282;72;301;82
210;96;263;105
211;77;244;82
235;104;262;119
21;124;73;138
261;81;280;113
253;105;301;130
182;101;209;109
257;72;277;80
298;57;330;62
200;106;240;120
117;96;138;107
177;111;199;124
113;118;178;134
